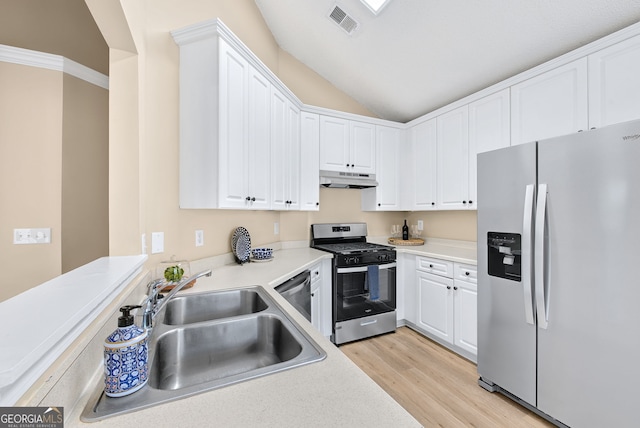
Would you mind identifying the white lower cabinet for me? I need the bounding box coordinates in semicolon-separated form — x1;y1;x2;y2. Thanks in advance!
412;256;477;361
453;263;477;355
310;259;332;338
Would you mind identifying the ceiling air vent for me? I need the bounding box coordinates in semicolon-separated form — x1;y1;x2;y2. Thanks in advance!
328;5;359;35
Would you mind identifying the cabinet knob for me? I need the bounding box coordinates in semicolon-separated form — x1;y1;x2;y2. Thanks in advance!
462;200;467;204
346;164;349;167
316;202;319;206
351;164;355;167
429;264;434;268
431;202;435;206
465;271;470;276
468;200;473;204
251;197;256;202
454;286;458;291
246;196;251;201
447;286;451;290
311;293;315;297
378;203;381;207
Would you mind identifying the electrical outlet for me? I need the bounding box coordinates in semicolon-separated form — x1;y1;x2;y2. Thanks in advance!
417;220;424;231
141;233;147;254
14;228;51;244
151;232;164;254
274;222;280;235
195;230;204;247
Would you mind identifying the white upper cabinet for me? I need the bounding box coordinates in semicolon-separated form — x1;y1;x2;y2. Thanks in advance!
300;112;320;211
319;116;349;171
271;88;300;210
409;119;437;210
511;58;588;145
589;34;640;129
217;39;250;209
245;66;271;209
361;126;403;211
319;116;376;174
219;42;273;210
468;89;510;207
437;106;471;210
350;121;376;174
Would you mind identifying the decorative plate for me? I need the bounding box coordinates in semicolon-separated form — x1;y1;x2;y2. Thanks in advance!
231;227;251;264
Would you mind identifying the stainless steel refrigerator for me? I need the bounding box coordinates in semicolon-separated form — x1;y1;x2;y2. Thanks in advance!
477;119;640;428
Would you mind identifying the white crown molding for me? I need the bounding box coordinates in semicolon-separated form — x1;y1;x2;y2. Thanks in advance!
0;44;109;90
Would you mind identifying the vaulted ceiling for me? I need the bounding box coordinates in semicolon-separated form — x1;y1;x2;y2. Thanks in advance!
255;0;640;123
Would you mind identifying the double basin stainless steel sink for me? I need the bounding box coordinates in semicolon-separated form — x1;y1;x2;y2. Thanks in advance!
82;286;326;421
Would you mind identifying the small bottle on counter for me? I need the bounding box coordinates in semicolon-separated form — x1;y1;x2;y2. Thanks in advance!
104;305;149;397
402;219;409;240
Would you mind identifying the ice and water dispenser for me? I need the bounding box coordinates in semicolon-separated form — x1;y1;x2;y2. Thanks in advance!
487;232;521;281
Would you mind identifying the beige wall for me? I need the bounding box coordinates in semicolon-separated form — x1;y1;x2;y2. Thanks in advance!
0;63;63;301
0;61;110;302
0;0;108;75
61;74;110;272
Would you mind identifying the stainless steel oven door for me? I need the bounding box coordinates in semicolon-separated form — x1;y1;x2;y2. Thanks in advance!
334;262;396;323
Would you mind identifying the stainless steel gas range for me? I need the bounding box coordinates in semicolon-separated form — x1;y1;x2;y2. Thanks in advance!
311;223;396;345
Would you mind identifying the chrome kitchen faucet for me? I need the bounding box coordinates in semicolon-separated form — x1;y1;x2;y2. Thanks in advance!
140;269;212;330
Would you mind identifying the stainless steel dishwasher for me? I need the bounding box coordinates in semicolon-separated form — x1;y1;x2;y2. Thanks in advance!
275;270;311;321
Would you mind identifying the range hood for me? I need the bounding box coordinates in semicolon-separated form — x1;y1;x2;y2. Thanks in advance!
319;170;378;189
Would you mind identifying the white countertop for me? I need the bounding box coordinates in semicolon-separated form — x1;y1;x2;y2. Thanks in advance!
67;247;422;427
372;237;477;265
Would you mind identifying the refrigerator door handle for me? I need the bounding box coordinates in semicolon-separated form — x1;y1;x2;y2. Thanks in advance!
522;184;535;325
535;183;549;329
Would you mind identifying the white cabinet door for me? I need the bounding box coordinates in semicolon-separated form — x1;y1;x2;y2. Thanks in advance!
511;58;588;145
319;116;350;172
589;34;640;128
350;121;376;174
246;66;271;209
319;116;376;174
437;106;470;210
410;119;437;210
300;112;320;211
310;265;322;333
310;259;332;338
271;88;300;210
361;126;401;211
468;89;510;208
417;270;454;344
453;270;477;356
270;87;288;210
400;254;416;324
218;39;249;209
286;102;301;210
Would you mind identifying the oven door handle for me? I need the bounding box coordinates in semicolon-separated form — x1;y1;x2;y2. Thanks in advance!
336;262;396;274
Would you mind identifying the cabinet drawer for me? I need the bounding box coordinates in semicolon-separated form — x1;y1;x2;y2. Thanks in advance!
454;263;477;283
310;265;321;284
416;256;453;277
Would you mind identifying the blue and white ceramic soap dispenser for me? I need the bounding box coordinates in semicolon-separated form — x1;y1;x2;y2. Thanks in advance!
104;305;149;397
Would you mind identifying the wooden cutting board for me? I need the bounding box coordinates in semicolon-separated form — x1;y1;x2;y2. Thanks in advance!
388;237;425;246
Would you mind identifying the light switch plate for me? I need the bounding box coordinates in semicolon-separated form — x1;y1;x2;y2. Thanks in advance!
14;228;51;244
417;220;424;231
195;230;204;247
151;232;164;254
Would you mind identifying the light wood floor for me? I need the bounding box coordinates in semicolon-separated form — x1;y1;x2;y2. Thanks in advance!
340;327;554;427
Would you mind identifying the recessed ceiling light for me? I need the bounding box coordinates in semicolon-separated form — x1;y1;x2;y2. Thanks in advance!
360;0;392;15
